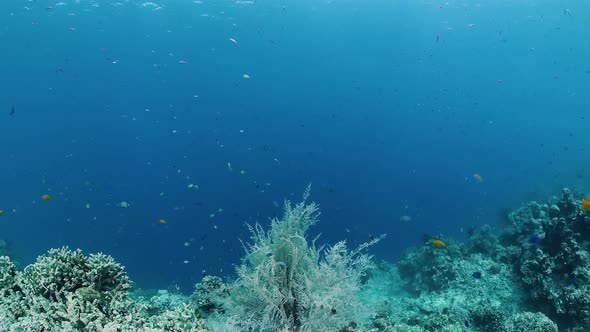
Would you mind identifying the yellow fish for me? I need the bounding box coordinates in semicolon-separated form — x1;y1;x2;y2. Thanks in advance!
158;219;167;225
0;210;3;216
582;197;590;211
41;194;52;201
431;239;445;247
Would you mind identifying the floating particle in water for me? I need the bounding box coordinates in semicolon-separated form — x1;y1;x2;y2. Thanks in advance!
85;203;90;209
183;260;189;264
229;37;238;45
117;201;129;208
184;242;191;247
242;74;251;79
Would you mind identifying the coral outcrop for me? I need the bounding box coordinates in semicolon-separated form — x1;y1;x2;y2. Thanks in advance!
376;188;590;332
0;247;207;332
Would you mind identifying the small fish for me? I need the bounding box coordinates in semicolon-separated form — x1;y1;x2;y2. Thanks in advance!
473;173;484;183
435;34;439;43
178;60;188;64
9;105;15;116
399;215;412;223
529;234;542;244
431;239;445;247
158;219;167;225
581;197;590;211
41;194;52;201
472;271;482;279
229;37;238;45
464;319;470;328
0;210;3;216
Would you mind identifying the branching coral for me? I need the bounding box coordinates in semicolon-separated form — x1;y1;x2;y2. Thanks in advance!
208;187;383;332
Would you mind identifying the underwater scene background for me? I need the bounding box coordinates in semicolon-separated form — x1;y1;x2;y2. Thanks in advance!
1;0;590;331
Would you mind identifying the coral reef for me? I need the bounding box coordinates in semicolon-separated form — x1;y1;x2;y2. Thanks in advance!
2;187;590;331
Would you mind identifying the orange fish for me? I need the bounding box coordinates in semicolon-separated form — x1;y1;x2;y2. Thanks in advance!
431;239;445;247
582;197;590;211
41;194;52;201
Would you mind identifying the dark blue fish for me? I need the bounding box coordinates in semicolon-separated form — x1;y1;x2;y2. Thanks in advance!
464;319;470;328
472;271;482;279
529;234;542;244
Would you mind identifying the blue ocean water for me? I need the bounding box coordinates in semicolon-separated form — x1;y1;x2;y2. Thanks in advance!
0;0;588;293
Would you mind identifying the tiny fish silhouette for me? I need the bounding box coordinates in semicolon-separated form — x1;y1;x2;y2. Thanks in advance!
9;105;15;116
